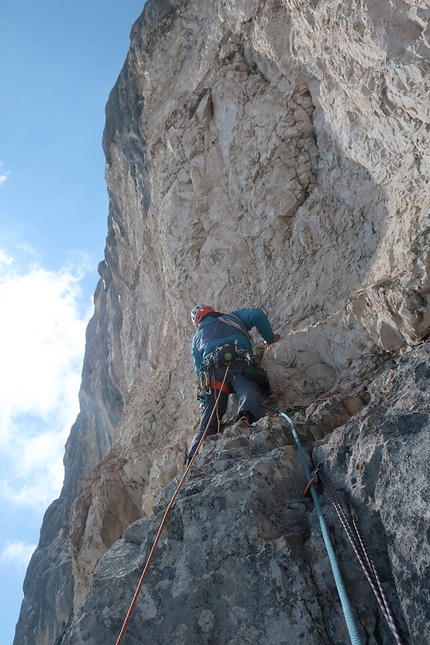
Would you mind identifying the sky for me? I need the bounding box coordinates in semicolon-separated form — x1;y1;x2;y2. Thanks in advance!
0;2;147;643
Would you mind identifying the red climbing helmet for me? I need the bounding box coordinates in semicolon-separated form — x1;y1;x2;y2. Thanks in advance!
191;305;215;328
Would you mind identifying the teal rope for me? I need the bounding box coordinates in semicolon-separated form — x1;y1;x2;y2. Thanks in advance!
265;406;363;645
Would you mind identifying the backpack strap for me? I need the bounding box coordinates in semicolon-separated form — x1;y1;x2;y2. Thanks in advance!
217;314;252;343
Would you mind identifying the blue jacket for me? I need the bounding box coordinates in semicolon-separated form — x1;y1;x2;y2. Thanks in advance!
192;308;275;377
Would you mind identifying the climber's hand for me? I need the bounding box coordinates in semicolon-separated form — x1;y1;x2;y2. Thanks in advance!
267;333;280;345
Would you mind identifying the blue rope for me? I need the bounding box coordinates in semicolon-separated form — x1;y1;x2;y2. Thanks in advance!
265;406;363;645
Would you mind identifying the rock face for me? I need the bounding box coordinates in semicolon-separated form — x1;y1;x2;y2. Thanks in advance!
14;0;430;644
314;344;430;644
59;418;389;645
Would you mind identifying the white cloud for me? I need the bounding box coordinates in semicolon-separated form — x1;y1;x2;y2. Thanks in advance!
16;242;38;256
0;161;9;187
0;256;93;507
0;249;13;266
0;542;37;569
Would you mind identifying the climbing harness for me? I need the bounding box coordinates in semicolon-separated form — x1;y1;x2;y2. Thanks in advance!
208;379;231;394
197;342;247;401
315;467;408;645
196;312;275;402
264;405;363;645
197;341;271;402
115;363;231;645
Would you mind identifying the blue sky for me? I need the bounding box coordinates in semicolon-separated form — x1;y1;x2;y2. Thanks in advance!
0;2;146;642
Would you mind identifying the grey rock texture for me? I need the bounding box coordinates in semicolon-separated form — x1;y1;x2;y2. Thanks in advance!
314;343;430;645
13;0;430;643
60;417;406;645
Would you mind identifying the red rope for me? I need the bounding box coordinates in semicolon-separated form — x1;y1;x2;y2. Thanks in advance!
115;363;231;645
318;468;407;645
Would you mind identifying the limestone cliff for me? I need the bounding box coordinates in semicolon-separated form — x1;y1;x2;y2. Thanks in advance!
14;0;430;644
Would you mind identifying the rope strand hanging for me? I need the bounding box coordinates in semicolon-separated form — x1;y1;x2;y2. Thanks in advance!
316;467;408;645
263;405;363;645
115;363;231;645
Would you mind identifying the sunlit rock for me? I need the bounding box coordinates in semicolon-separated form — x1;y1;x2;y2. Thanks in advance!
14;0;430;643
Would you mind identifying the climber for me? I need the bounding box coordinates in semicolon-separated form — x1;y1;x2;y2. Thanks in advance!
187;305;280;461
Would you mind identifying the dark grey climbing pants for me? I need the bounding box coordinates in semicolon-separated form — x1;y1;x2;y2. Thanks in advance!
188;362;261;461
